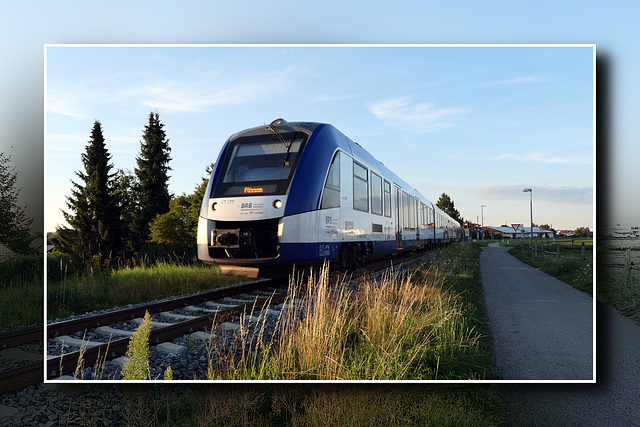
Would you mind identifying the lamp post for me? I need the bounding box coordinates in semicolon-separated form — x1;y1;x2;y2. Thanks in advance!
523;188;533;258
481;205;486;242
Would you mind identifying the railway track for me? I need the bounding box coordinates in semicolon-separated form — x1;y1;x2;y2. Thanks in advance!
0;325;45;394
0;248;440;392
46;277;290;380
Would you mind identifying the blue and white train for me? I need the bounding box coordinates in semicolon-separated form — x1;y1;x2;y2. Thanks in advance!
197;119;461;277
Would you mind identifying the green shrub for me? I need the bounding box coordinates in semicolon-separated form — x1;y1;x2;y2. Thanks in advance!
122;311;152;380
46;251;76;283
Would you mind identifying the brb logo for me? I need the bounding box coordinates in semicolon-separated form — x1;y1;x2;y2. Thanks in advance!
319;244;331;257
241;203;253;209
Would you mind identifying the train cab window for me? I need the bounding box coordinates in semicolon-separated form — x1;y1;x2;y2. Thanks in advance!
353;162;369;212
212;132;307;197
371;172;382;216
321;152;341;209
383;180;391;217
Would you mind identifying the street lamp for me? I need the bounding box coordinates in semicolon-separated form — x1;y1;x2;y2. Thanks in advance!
481;205;486;242
523;188;533;258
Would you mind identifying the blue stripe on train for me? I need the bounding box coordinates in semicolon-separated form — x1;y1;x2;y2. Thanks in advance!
278;242;340;262
278;240;417;263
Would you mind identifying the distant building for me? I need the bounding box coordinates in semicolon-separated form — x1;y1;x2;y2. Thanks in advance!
484;225;554;239
598;224;640;238
0;242;17;258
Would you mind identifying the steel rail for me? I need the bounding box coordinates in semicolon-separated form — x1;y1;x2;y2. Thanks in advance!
47;291;288;379
1;325;44;349
47;277;285;338
0;361;44;394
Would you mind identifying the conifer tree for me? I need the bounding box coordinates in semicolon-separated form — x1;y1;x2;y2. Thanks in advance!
0;152;38;254
56;121;122;270
149;163;213;257
113;168;139;254
133;112;172;251
436;193;463;226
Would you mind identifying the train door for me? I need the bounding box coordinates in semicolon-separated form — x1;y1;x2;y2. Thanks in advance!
395;185;402;249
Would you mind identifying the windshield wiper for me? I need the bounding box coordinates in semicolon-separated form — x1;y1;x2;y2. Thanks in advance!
267;118;293;167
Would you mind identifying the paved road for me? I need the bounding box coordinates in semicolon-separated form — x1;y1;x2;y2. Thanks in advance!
496;301;640;426
480;243;593;380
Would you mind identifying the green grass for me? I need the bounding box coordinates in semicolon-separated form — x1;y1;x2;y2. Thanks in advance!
506;238;593;295
58;242;502;425
47;260;247;319
0;255;43;329
206;242;496;381
596;245;640;322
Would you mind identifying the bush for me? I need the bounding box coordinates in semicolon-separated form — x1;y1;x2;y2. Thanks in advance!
46;251;76;283
0;255;42;287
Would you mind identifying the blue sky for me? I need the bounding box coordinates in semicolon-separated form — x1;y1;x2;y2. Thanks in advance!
45;45;593;232
2;1;638;238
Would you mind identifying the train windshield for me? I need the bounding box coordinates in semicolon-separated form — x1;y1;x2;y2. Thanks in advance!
212;132;307;197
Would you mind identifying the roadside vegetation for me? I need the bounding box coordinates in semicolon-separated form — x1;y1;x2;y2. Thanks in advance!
504;237;593;295
0;255;43;329
0;151;42;330
47;252;246;320
596;244;640;322
200;243;495;381
100;242;501;425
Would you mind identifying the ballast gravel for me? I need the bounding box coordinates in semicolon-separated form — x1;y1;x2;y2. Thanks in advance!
2;258;431;425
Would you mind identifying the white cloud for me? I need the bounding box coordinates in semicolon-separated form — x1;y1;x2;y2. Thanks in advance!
491;152;592;166
47;68;294;117
367;95;469;133
498;76;544;85
133;69;293;113
47;95;86;118
475;184;593;205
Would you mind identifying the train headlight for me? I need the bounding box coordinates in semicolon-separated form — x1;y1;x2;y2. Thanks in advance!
212;202;218;211
273;199;283;209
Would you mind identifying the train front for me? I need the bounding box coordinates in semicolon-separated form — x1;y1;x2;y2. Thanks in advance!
197;120;320;277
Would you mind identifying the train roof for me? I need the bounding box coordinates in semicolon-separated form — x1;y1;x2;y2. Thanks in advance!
227;119;455;222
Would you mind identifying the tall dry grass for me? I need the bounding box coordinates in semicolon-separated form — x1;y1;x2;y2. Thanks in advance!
212;256;484;381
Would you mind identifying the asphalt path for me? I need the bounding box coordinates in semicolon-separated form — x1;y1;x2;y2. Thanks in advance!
496;301;640;426
480;243;594;380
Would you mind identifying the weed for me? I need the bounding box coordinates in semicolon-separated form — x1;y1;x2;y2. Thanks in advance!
122;310;152;380
207;244;492;381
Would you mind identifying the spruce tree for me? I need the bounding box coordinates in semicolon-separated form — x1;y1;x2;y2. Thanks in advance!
436;193;463;226
0;152;38;254
149;163;213;257
56;121;122;271
113;168;139;254
133;112;172;251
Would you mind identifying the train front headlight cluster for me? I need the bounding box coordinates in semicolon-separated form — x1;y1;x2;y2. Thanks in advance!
273;199;283;209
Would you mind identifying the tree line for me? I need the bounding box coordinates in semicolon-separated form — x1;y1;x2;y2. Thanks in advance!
53;112;205;274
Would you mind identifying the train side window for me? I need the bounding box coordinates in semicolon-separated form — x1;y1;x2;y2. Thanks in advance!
321;152;341;209
353;162;369;212
371;172;382;215
410;196;416;230
383;180;391;217
402;191;409;231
